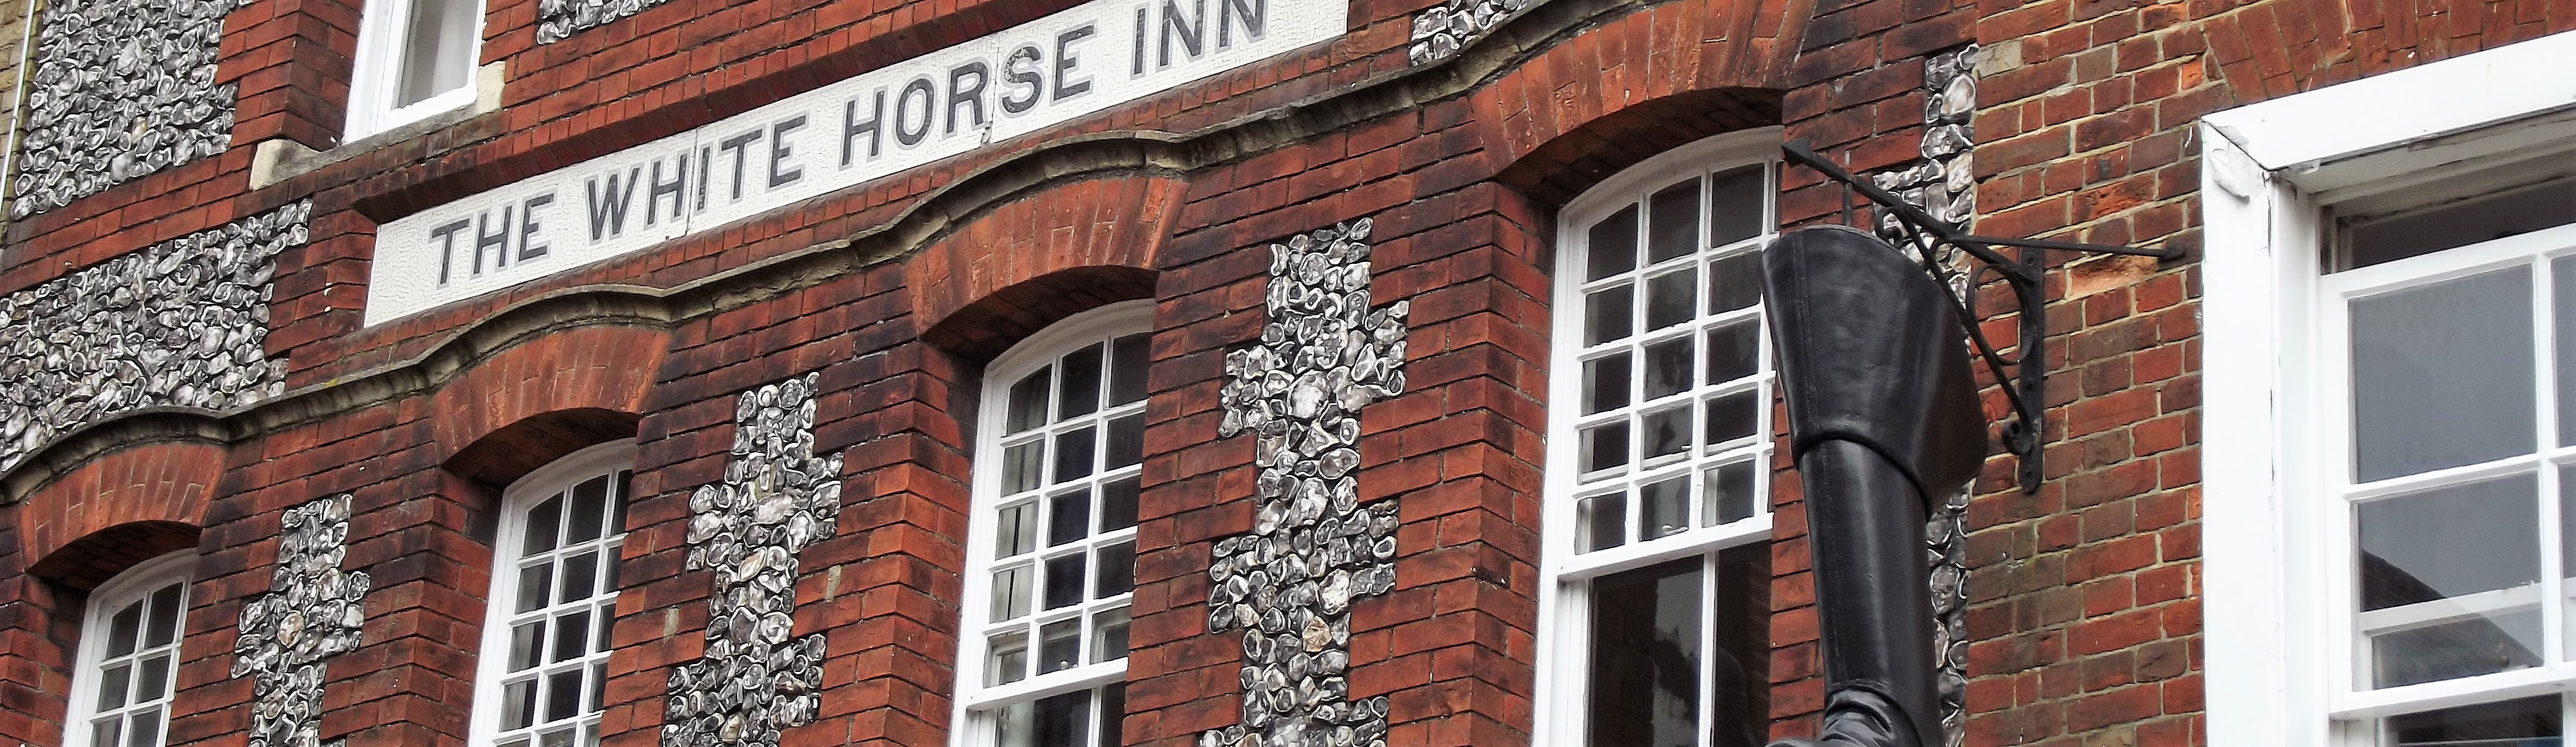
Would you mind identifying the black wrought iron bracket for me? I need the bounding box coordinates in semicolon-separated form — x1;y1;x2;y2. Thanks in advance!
1781;140;2183;494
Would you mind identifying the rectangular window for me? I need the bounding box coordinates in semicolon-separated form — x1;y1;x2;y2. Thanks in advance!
347;0;483;139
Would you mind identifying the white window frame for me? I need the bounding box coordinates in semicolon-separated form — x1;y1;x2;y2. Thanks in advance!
1533;127;1782;747
2201;27;2576;747
949;300;1153;747
64;550;195;747
344;0;485;141
468;440;636;747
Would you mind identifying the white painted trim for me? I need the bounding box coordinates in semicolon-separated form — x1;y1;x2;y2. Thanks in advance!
2200;29;2576;173
2199;31;2576;744
62;550;196;747
1534;127;1781;747
344;0;485;141
467;439;635;747
950;299;1152;747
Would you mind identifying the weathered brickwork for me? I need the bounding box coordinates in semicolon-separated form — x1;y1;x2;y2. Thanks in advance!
0;1;2568;747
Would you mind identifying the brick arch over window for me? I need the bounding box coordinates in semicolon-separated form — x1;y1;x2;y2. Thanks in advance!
14;441;224;585
908;173;1183;361
427;323;668;484
1492;88;1785;207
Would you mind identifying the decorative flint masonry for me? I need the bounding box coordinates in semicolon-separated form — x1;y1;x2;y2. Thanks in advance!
230;495;372;747
1406;0;1530;65
536;0;663;43
1204;219;1410;747
661;373;842;747
1868;45;1981;747
0;200;312;475
14;0;247;218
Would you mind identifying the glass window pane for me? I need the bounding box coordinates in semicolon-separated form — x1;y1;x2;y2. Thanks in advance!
1578;493;1626;553
1581;421;1631;476
1039;618;1083;674
121;709;159;747
1706;460;1758;526
1638;474;1690;541
545;669;584;721
1587;556;1704;747
1092;608;1132;663
559;552;598;601
1043;553;1089;610
997;502;1038;558
1098;477;1140;532
1008;367;1053;433
1709;165;1767;246
1706;320;1760;385
988;630;1029;685
1060;344;1106;419
594;608;613;656
510;621;544;671
589;662;607;712
2556;256;2576;447
144;584;182;648
91;718;120;747
612;471;632;536
1642;337;1692;400
1110;334;1152;406
1582;353;1632;415
601;547;621;592
1096;683;1126;747
2385;694;2561;747
1104;414;1144;471
551;609;591;663
108;600;142;657
1094;541;1135;599
1585;285;1635;346
524;496;563;554
1704;391;1758;445
1033;690;1092;747
96;664;130;710
2350;265;2535;482
1707;251;1763;315
539;727;573;747
394;0;476;107
1644;269;1697;332
991;566;1031;621
2358;474;2542;689
1048;490;1092;546
503;678;536;728
1053;427;1097;483
133;655;169;703
517;562;553;613
1587;205;1639;281
1647;180;1701;264
567;476;609;544
1003;442;1043;494
1641;407;1689;463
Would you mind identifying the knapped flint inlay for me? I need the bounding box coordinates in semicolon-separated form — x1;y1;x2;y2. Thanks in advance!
1205;219;1409;747
229;494;371;747
661;373;841;747
0;200;312;475
1869;44;1981;747
1406;0;1530;65
13;0;246;218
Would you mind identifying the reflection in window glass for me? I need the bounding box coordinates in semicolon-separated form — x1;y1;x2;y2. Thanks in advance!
490;466;630;747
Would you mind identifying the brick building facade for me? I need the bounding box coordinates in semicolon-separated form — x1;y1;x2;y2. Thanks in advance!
0;0;2569;744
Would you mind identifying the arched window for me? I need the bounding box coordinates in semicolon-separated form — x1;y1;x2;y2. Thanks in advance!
65;550;194;747
470;441;635;747
953;302;1153;747
1537;130;1781;747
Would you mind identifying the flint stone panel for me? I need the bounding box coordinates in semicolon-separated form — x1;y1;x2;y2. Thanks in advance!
1866;45;1980;747
229;494;371;747
13;0;246;218
1204;218;1409;747
1407;0;1532;65
0;200;312;475
661;373;841;747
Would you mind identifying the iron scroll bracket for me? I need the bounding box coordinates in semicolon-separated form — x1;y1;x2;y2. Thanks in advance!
1779;139;2183;494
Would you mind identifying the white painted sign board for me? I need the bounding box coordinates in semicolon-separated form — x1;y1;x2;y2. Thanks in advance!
365;0;1345;326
